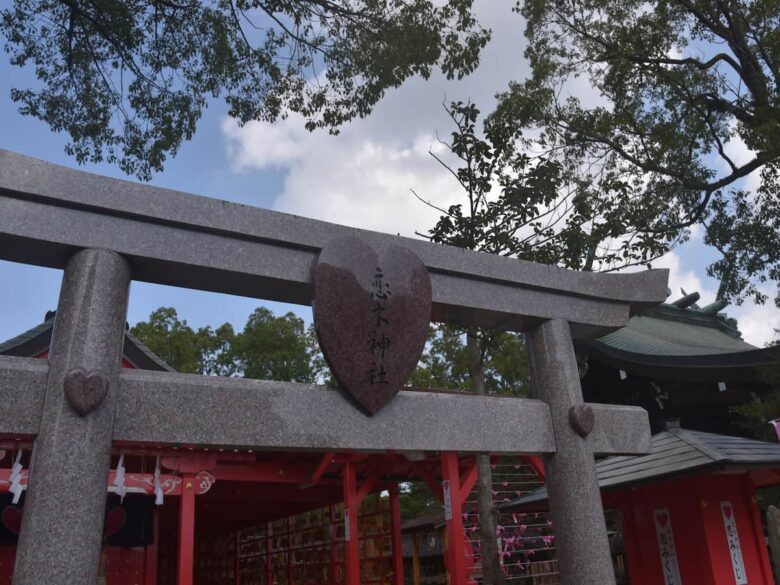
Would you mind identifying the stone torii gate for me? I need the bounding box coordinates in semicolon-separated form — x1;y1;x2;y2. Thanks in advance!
0;149;668;585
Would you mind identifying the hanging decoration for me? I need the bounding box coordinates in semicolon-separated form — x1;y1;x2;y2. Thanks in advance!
112;454;127;502
9;451;24;505
153;456;164;506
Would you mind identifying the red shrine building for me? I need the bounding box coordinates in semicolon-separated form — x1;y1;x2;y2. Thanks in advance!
3;293;780;585
0;312;501;585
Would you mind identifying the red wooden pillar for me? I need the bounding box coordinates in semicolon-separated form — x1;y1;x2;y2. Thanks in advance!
389;484;404;585
145;506;159;585
177;473;196;585
441;452;468;585
343;461;361;585
329;505;339;585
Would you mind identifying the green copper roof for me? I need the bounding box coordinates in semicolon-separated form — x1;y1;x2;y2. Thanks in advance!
597;294;758;357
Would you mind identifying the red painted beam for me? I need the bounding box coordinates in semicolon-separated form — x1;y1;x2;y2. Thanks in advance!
441;452;468;585
343;461;361;585
312;452;335;484
524;455;546;481
329;505;339;585
212;462;310;483
356;464;391;503
177;473;196;585
390;484;404;585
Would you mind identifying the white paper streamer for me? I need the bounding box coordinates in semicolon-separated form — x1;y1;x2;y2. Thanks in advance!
113;454;127;502
153;456;164;506
9;451;24;505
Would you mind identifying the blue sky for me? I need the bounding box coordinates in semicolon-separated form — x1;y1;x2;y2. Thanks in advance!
1;1;778;346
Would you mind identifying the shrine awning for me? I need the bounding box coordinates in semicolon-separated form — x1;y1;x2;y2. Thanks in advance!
503;422;780;511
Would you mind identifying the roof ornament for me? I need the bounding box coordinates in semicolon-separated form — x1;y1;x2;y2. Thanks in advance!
671;289;700;309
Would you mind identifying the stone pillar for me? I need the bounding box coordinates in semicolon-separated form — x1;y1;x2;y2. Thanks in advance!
526;319;615;585
13;249;131;585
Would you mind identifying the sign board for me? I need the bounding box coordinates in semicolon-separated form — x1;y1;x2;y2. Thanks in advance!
654;509;682;585
443;480;453;521
721;501;747;584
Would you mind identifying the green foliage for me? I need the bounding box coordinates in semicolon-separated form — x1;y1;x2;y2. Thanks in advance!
423;100;676;274
399;481;439;522
1;0;488;179
411;324;530;397
130;306;325;381
501;0;780;305
733;335;780;440
129;307;236;375
231;307;323;383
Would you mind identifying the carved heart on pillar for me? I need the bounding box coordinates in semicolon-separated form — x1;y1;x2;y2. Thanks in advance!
313;237;432;414
568;404;595;437
64;368;109;416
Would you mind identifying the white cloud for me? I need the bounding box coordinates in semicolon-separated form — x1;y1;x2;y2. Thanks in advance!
652;251;710;300
219;0;780;346
222;115;312;169
220;0;532;237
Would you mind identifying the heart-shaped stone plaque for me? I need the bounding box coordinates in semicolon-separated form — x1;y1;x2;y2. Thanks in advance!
568;404;595;437
313;237;432;414
64;367;108;417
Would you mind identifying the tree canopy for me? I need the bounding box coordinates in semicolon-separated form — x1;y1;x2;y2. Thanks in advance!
129;306;324;381
498;0;780;305
1;0;488;179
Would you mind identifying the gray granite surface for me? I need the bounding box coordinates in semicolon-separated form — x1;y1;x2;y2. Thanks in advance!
0;149;668;336
528;319;626;585
13;249;130;585
313;237;432;414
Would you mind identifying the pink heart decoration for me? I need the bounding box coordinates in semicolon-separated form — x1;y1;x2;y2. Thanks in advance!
656;512;668;528
1;506;22;534
105;506;127;537
724;504;732;519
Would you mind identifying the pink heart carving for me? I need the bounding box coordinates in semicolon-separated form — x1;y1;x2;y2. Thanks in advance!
1;506;22;534
724;505;732;519
105;507;127;537
656;512;668;528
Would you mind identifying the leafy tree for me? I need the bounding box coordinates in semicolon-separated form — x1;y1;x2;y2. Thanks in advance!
416;98;670;583
129;306;236;375
501;0;780;305
411;324;530;397
1;0;488;179
232;307;323;383
399;481;439;522
130;306;324;381
733;333;780;440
